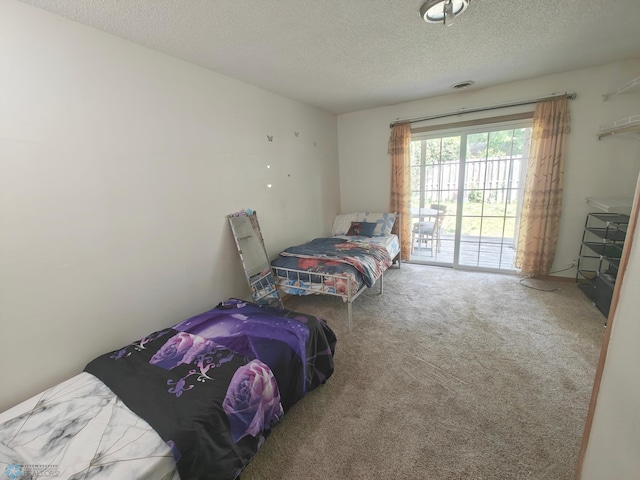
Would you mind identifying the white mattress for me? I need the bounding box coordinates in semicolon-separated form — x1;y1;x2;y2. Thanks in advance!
0;372;178;480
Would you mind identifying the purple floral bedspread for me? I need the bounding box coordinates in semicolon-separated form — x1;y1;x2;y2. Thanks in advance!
84;299;336;480
274;237;392;288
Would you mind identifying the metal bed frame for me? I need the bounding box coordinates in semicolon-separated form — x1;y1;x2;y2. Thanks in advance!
273;214;402;332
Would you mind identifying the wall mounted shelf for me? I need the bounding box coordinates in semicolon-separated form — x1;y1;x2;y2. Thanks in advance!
602;76;640;101
598;76;640;140
597;114;640;140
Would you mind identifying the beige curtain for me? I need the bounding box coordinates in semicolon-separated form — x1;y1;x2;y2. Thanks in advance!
515;97;570;277
388;123;412;260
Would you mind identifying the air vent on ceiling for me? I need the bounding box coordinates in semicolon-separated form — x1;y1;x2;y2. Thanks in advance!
451;80;475;90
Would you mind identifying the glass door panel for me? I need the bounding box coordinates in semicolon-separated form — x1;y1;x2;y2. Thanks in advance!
410;123;530;272
410;137;460;264
457;127;529;270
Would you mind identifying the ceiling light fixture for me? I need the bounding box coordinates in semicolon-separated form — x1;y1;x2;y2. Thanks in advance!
420;0;470;26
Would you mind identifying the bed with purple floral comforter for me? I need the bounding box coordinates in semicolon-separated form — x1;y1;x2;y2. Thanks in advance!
83;298;336;480
0;299;335;480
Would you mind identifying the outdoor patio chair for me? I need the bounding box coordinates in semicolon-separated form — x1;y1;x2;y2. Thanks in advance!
412;204;446;255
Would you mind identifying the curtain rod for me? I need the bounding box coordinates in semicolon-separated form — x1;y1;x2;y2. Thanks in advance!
389;92;577;128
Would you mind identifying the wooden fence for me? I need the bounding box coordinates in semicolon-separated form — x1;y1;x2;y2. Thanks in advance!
411;156;525;205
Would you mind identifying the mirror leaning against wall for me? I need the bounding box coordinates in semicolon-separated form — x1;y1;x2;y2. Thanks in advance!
227;209;283;308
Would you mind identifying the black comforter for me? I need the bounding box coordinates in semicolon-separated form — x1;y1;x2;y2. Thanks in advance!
85;299;336;480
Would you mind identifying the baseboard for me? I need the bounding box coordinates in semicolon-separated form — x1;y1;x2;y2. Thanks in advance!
543;275;575;283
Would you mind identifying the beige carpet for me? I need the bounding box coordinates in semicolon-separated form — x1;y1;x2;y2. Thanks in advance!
241;264;605;480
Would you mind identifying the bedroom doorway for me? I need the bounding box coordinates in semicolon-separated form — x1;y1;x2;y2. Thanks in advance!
409;121;532;272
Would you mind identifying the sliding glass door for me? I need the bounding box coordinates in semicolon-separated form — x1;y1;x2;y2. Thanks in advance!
409;121;532;271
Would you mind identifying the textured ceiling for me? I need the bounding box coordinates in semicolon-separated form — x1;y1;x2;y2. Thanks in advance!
17;0;640;114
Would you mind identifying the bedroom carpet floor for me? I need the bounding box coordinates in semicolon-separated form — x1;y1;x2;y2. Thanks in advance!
240;264;605;480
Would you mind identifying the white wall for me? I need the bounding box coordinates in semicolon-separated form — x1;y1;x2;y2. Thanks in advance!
0;0;339;411
580;178;640;479
337;59;640;275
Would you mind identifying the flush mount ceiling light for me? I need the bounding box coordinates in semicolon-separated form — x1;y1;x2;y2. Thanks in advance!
420;0;470;26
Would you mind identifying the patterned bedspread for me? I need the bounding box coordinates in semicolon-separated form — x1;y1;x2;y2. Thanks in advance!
0;299;336;480
275;237;392;288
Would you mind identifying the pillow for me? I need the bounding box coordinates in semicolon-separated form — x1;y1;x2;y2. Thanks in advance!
346;221;377;237
332;213;358;236
356;212;396;236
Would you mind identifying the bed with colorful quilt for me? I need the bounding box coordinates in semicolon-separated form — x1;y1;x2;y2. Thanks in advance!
272;212;401;332
0;299;336;480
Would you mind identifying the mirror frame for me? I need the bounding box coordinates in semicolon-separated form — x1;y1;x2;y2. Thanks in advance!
227;210;282;308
